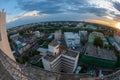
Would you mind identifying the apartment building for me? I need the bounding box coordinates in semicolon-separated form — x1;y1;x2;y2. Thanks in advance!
42;50;79;73
54;30;62;40
64;32;80;47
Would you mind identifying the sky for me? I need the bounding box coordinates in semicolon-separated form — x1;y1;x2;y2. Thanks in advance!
1;0;120;28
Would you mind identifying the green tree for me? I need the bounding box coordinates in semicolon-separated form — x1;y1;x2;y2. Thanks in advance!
38;39;45;45
29;50;39;57
94;36;103;47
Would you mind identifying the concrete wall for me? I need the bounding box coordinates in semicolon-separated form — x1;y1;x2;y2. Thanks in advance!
42;58;51;71
0;10;15;61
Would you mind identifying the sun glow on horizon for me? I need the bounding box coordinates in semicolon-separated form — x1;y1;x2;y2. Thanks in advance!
116;23;120;29
85;19;120;30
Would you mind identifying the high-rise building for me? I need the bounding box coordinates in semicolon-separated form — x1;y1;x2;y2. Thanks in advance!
42;50;79;73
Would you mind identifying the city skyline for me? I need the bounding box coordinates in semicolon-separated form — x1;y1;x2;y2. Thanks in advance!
1;0;120;28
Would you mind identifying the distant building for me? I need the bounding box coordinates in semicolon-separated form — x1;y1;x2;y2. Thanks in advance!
114;30;120;44
10;33;31;54
10;33;19;40
81;44;117;68
42;50;79;73
15;41;30;54
79;31;88;41
64;32;80;47
22;33;36;43
34;31;40;38
76;23;84;28
108;37;120;52
86;24;97;30
88;32;104;43
54;30;62;40
101;37;109;47
48;40;60;56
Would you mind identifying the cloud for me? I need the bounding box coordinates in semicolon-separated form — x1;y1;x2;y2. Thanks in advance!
103;16;114;20
16;0;120;18
113;2;120;11
6;0;120;28
7;10;47;23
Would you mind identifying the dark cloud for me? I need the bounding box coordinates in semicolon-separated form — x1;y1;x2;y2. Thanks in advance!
10;0;120;23
16;0;108;17
67;7;107;16
113;2;120;11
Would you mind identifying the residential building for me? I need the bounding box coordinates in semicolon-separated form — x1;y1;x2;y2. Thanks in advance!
85;24;97;30
88;31;104;43
108;37;120;52
15;41;30;54
34;31;40;38
114;30;120;44
22;33;36;43
10;33;19;40
48;40;60;56
10;33;31;54
54;30;62;40
42;50;79;73
76;23;84;28
64;32;80;47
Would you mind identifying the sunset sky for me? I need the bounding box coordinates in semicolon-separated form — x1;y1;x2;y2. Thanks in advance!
1;0;120;28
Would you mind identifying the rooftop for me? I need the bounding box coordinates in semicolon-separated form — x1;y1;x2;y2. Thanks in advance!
108;37;116;44
62;50;79;58
88;32;104;43
64;32;80;39
49;40;60;47
85;44;117;61
44;54;56;62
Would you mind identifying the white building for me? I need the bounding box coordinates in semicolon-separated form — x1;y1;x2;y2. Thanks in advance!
34;31;40;38
42;50;79;73
64;32;80;47
10;33;19;40
54;30;62;40
48;40;60;56
86;24;97;30
76;23;84;28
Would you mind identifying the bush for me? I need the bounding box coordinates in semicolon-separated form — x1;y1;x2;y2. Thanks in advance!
94;37;103;47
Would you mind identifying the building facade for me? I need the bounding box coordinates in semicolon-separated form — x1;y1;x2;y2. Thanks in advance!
114;30;120;44
88;31;104;43
48;40;60;56
42;50;79;73
64;32;80;47
0;9;15;61
54;30;62;40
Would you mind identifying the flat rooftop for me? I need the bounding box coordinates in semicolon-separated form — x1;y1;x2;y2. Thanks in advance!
64;32;80;39
85;44;117;61
44;54;56;62
49;40;59;47
62;50;79;58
